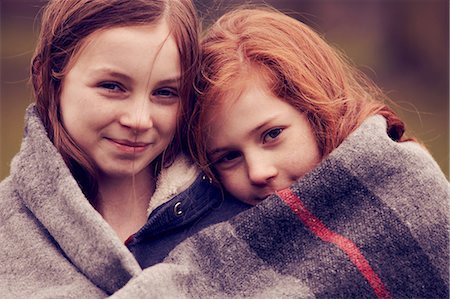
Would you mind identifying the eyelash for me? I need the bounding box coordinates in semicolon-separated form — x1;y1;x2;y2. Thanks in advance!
211;151;241;170
152;88;179;98
98;82;179;102
99;81;125;93
212;128;284;168
262;128;283;143
217;151;240;163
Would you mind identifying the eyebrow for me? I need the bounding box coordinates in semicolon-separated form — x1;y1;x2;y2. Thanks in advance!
90;68;180;87
91;68;133;84
155;77;180;87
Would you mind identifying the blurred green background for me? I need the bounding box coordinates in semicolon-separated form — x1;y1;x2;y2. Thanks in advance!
1;0;448;180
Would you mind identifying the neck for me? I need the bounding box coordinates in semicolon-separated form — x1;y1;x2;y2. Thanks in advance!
95;167;156;242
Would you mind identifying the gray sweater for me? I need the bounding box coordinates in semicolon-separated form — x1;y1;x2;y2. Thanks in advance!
111;115;449;298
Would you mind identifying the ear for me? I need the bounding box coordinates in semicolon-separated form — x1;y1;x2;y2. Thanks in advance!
31;55;43;91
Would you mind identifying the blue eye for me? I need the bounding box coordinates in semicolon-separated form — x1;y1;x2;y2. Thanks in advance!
213;151;241;168
153;88;179;98
263;128;283;143
221;151;240;162
99;82;124;92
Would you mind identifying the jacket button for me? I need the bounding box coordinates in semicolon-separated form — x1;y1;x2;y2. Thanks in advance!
173;202;183;216
202;175;212;184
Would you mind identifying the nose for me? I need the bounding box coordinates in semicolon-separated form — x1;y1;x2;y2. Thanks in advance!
246;156;278;186
120;97;153;133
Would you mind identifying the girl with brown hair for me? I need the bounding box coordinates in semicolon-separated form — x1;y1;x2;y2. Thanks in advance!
0;0;249;297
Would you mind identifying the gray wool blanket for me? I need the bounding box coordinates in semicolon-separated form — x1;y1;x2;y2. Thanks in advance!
0;106;143;298
1;104;448;298
111;115;449;298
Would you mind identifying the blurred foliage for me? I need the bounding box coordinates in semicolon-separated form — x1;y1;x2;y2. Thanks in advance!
1;0;448;179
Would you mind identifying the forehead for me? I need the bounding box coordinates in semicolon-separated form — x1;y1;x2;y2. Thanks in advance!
214;72;273;109
206;76;275;133
66;21;179;73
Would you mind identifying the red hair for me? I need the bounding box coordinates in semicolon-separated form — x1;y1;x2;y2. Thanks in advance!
190;7;410;182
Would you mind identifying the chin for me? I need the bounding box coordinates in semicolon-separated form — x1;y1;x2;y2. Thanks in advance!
101;170;137;179
100;164;149;179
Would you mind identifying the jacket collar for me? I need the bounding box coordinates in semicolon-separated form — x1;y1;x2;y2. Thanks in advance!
147;154;199;216
134;174;221;240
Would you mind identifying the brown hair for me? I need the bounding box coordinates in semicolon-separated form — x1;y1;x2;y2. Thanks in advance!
31;0;200;200
191;7;410;183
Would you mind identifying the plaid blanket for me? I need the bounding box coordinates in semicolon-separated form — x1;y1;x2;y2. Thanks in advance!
112;115;449;298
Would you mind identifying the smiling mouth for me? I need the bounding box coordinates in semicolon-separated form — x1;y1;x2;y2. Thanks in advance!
106;138;151;153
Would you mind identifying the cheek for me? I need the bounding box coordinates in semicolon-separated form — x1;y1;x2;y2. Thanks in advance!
60;85;91;129
59;99;81;136
60;98;102;133
287;144;321;178
156;105;180;134
218;171;247;200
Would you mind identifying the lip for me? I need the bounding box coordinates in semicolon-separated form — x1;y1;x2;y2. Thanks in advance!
105;137;151;153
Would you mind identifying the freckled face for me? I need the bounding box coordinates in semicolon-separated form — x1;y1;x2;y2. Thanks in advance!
207;77;321;205
60;22;181;179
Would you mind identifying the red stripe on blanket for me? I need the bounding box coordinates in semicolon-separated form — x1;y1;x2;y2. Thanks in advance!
277;188;391;299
